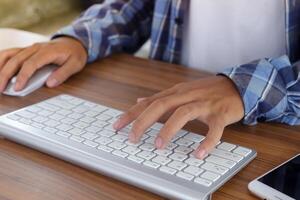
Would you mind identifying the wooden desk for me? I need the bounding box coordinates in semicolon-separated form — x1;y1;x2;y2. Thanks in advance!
0;54;299;200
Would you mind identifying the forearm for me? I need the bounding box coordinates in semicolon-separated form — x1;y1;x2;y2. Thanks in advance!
52;0;154;63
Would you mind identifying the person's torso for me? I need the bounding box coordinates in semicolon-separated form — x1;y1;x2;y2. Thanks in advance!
149;0;300;72
181;0;286;73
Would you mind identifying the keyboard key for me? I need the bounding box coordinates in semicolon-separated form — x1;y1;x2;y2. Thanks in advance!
61;118;77;125
96;114;111;121
80;116;96;124
98;129;116;137
184;166;204;176
175;138;193;147
32;116;48;123
211;148;243;162
194;177;212;187
38;102;60;112
68;113;84;120
44;119;60;127
152;122;164;130
117;127;131;136
31;122;45;129
184;133;205;143
19;118;31;125
112;150;128;158
56;131;71;138
85;126;102;133
56;109;72;116
26;106;42;113
111;134;128;142
56;124;73;132
176;171;194;181
201;162;229;175
169;153;188;161
73;121;89;129
38;110;53;117
70;136;85;143
159;166;177;175
7;114;21;121
144;137;155;144
128;155;144;164
165;143;178;150
82;132;98;140
146;129;158;137
125;140;143;147
108;141;126;150
143;161;160;169
49;113;65;121
184;157;204;167
174;146;193;154
98;145;113;153
168;161;187;171
68;128;85;136
44;127;57;134
122;146;141;155
103;109;122;117
152;156;172;165
154;149;172;157
95;137;113;145
136;151;156;160
139;143;155;151
17;110;36;119
93;120;109;128
217;142;236;151
84;110;100;117
83;140;98;148
233;146;252;157
200;171;220;182
205;155;236;168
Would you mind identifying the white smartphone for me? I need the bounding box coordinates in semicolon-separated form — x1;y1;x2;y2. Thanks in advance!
248;154;299;200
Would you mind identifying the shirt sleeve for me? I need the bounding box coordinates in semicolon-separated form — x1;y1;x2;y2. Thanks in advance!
220;55;300;125
52;0;154;63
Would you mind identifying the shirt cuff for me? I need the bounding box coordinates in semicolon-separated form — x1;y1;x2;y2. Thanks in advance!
52;25;96;63
219;55;291;125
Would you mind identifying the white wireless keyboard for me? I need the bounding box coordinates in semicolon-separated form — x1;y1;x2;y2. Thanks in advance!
0;94;256;200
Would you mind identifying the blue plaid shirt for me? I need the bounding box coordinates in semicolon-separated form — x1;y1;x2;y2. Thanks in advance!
53;0;300;125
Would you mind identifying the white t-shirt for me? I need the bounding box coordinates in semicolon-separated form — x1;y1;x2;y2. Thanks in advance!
181;0;286;73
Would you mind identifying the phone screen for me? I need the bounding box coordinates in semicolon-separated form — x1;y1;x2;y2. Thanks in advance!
258;155;300;199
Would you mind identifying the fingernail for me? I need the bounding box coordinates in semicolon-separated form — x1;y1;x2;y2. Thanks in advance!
196;149;207;159
137;97;146;103
129;133;136;143
155;136;164;149
14;82;21;91
47;78;58;87
113;119;121;130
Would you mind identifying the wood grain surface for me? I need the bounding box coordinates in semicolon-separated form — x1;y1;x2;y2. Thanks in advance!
0;54;299;200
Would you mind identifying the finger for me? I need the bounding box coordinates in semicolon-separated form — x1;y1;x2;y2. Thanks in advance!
113;87;177;130
0;47;39;92
0;48;23;69
194;124;224;159
155;102;204;149
14;48;67;90
129;92;197;143
46;57;82;88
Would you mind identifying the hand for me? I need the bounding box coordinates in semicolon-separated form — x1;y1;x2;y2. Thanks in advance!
113;76;244;159
0;37;87;92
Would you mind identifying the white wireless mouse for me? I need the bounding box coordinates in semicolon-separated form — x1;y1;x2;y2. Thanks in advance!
3;65;57;97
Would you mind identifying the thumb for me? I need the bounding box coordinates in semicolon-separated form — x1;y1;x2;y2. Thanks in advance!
46;59;81;88
194;124;224;159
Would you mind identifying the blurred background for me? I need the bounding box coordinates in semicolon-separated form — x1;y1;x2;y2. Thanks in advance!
0;0;149;57
0;0;102;35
